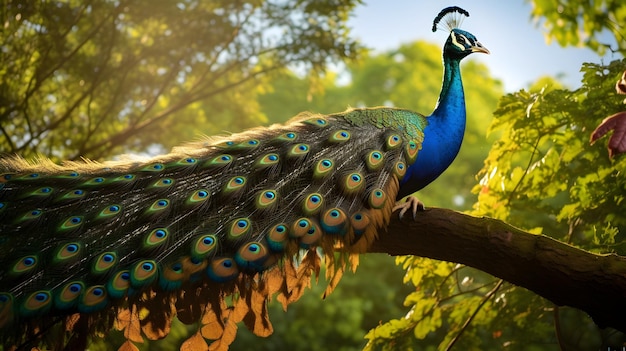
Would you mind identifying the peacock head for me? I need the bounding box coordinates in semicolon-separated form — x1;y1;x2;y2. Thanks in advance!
433;6;489;60
444;28;489;59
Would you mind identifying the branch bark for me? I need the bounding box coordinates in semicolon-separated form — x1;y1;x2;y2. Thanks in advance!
369;207;626;332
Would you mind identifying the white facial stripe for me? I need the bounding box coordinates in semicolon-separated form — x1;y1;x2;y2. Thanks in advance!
451;33;469;51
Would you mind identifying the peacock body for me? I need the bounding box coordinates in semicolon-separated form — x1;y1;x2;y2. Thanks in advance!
0;7;487;350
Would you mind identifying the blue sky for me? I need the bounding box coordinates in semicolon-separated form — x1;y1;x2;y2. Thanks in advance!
349;1;620;91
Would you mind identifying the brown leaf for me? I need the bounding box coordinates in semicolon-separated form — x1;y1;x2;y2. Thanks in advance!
116;307;144;343
141;300;175;340
349;252;360;272
305;250;322;281
263;266;284;296
243;289;273;337
293;256;314;298
200;307;225;340
283;259;299;291
323;267;344;299
209;311;238;351
232;294;249;323
117;340;140;351
114;308;131;331
180;332;209;351
590;111;626;158
142;319;171;341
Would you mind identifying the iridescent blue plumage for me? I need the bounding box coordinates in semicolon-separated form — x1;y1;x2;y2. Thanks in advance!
0;6;487;351
400;27;489;197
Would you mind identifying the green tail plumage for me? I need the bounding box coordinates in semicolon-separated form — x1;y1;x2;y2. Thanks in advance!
0;108;425;350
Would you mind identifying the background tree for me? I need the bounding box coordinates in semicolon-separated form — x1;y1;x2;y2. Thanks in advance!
529;0;625;55
0;0;361;161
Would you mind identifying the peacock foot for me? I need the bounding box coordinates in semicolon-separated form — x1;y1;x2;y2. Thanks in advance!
393;195;425;220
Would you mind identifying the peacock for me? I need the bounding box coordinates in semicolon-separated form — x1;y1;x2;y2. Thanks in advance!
0;7;488;350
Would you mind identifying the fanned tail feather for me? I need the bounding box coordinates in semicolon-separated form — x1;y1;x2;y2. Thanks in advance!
0;107;425;350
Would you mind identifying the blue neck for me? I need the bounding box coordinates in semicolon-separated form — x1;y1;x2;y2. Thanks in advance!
398;56;466;198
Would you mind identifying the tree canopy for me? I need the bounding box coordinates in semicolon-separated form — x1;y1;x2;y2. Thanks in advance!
529;0;625;55
0;0;361;161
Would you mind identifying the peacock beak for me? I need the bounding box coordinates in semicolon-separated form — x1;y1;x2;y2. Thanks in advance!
471;41;490;54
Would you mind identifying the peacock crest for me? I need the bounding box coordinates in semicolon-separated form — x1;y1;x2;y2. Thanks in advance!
432;6;470;33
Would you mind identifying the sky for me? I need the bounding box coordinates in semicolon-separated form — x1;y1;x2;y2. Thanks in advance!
348;1;620;92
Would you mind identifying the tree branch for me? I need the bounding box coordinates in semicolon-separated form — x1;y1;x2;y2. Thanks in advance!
369;207;626;332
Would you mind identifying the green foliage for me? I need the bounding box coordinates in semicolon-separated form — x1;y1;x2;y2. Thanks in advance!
0;0;361;160
477;59;626;249
472;58;626;347
529;0;626;55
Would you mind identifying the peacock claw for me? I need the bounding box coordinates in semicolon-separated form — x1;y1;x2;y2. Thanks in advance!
393;196;425;220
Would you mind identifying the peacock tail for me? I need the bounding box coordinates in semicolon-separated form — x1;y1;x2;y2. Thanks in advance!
0;108;424;349
0;6;487;351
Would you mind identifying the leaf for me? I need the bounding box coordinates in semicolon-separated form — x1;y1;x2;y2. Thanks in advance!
200;308;225;340
117;341;140;351
232;294;249;323
141;319;171;341
141;300;175;340
115;308;144;344
323;264;344;299
433;261;452;277
413;315;434;339
263;265;286;297
180;332;209;351
243;289;274;337
208;310;238;351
